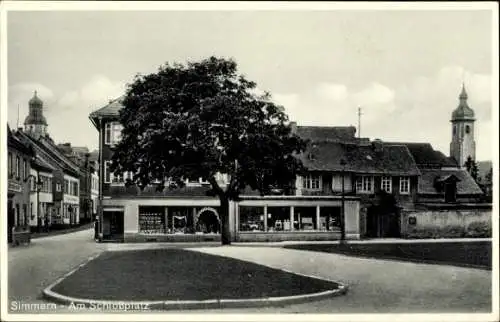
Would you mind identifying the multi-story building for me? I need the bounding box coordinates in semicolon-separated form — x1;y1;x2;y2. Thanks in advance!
7;125;33;243
28;152;55;231
16;92;82;227
57;143;99;223
88;85;487;242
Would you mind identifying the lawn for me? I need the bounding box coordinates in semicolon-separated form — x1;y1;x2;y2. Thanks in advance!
284;241;491;270
51;248;340;301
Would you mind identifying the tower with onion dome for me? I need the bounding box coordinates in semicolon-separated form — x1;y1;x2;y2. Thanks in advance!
24;91;48;139
449;83;476;168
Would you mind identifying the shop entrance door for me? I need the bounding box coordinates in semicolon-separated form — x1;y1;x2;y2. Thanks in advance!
103;211;124;242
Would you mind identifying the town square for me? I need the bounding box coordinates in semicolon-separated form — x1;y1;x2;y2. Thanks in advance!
1;2;498;322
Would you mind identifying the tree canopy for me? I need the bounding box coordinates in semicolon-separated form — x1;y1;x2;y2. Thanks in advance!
464;156;479;182
110;56;307;244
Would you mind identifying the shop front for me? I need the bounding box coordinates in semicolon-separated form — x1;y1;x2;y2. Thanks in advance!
235;196;361;242
99;195;361;243
100;198;224;242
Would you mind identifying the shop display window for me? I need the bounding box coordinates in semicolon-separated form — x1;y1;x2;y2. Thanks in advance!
239;206;265;232
139;206;166;234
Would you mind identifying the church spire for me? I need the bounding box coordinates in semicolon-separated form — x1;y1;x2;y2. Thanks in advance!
459;82;468;101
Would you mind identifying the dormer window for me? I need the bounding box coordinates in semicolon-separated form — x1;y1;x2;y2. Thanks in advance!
307;152;315;161
302;175;322;190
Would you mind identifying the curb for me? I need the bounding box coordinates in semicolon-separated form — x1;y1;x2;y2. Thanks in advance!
42;252;348;311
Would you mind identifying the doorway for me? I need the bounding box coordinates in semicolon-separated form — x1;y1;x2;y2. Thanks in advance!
366;206;400;238
197;209;220;234
103;210;124;241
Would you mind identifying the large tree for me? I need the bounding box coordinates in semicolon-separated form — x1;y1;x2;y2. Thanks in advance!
110;57;307;244
464;156;479;182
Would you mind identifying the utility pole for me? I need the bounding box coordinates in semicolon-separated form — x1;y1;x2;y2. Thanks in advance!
357;107;363;139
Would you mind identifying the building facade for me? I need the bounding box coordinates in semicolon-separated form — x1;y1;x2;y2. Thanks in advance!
7;125;33;243
57;143;99;223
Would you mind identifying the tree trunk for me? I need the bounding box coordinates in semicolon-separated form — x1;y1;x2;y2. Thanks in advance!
219;196;231;245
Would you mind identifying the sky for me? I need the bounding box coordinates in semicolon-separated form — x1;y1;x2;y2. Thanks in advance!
5;7;496;161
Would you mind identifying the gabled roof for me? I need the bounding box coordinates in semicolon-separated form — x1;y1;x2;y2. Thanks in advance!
385;142;458;168
7;125;33;156
418;168;483;195
298;141;420;176
32;154;56;172
36;136;81;176
295;125;357;143
16;131;80;177
89;96;124;126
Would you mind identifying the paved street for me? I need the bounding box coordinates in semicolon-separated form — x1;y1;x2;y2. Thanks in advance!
7;228;107;312
6;229;492;314
191;246;492;313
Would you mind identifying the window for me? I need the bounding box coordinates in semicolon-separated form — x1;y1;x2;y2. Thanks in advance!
465;125;470;134
23;159;27;180
124;172;134;181
72;182;79;196
356;176;373;193
302;175;322;190
453;125;456;135
239;206;265;232
104;161;128;184
104;161;112;183
30;177;36;191
8;153;13;177
399;176;410;194
381;176;392;193
64;180;70;194
16;156;20;179
56;183;61;192
104;122;123;145
23;204;27;226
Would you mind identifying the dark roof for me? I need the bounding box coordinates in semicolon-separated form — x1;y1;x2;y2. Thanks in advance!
418;168;483;195
7;126;33;156
16;131;80;177
299;141;420;175
32;154;56;172
385;142;458;168
295;125;357;142
89;96;124;119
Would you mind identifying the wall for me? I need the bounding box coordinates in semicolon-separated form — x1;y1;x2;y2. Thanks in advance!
400;207;491;238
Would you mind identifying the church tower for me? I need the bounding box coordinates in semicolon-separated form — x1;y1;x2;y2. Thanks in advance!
450;84;476;168
24;91;48;139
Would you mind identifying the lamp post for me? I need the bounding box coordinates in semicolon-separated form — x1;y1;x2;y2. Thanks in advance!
340;158;347;243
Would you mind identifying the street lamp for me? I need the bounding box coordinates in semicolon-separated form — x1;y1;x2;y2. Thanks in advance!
340;158;347;243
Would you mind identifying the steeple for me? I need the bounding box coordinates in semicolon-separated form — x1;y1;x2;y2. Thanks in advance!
459;82;468;100
452;83;474;121
450;83;476;167
24;90;48;139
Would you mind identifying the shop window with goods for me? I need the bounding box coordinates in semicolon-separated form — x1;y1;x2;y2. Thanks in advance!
139;206;166;235
294;207;317;231
266;207;291;232
239;206;265;232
